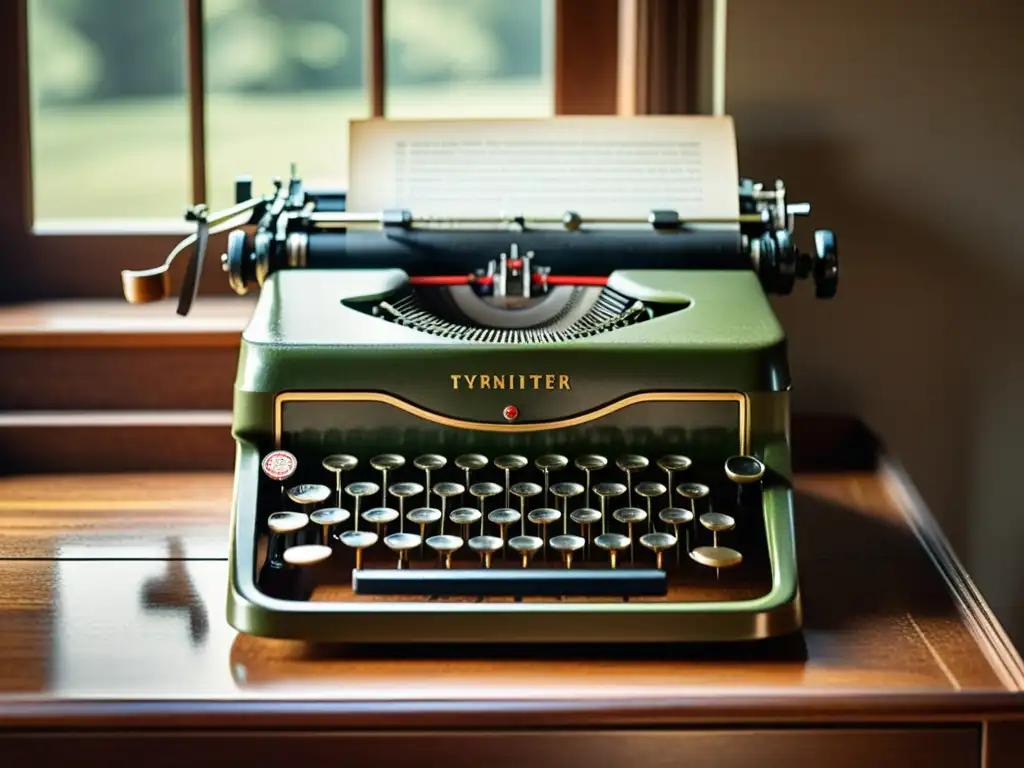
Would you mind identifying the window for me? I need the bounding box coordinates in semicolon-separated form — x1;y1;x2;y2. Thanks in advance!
2;0;693;301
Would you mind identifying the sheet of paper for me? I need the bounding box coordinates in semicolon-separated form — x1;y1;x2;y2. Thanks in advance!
347;116;739;219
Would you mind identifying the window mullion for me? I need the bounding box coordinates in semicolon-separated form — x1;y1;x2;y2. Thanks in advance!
187;0;207;205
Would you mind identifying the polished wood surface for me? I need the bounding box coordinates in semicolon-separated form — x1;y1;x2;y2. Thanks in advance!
1;465;1023;730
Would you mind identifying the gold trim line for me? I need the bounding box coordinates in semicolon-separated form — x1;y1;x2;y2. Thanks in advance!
275;391;749;453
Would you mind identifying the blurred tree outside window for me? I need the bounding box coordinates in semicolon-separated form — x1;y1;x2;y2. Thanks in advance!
28;0;554;222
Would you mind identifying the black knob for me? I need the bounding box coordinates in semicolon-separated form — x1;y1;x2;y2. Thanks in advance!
813;230;838;299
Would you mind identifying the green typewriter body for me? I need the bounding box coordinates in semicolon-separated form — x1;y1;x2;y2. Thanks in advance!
226;264;809;644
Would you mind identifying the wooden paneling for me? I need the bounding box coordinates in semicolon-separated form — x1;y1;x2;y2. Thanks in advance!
555;0;620;114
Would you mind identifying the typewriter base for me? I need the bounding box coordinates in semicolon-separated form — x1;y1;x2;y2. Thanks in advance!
228;445;802;644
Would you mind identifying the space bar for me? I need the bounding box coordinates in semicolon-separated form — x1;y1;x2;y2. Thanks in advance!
352;569;668;597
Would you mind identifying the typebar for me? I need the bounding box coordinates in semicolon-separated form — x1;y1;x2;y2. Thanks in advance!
352;569;668;598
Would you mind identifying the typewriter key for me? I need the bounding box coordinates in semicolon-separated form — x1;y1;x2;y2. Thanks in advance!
322;454;358;507
370;454;406;506
615;455;649;508
431;482;465;539
549;534;586;569
690;545;743;569
468;535;504;568
426;533;464;569
527;508;562;561
493;454;528;508
508;535;544;568
677;481;710;539
363;506;400;536
593;482;626;535
339;529;379;570
699;511;736;549
286;483;331;513
595;533;631;569
550;482;584;536
345;481;380;535
262;450;297;498
310;507;351;546
388;482;424;534
407;506;443;557
383;532;422;569
283;544;332;567
656;455;690;514
569;507;601;559
450;507;482;542
635;481;667;535
487;507;520;558
659;507;695;561
574;454;608;508
471;481;503;536
612;507;647;563
413;454;447;506
510;482;543;538
724;455;766;505
640;532;677;569
454;454;488;501
267;511;309;564
535;454;568;507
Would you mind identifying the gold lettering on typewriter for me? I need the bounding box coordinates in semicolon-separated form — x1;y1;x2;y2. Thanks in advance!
449;374;572;391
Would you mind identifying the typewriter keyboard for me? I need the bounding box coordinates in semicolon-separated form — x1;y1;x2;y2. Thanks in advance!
256;451;774;603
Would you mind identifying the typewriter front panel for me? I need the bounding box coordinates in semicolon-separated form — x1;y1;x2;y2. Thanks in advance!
227;381;798;643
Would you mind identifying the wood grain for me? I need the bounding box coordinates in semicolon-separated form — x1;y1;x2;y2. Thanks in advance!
0;467;1022;731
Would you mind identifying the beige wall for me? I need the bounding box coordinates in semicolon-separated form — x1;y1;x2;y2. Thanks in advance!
723;0;1024;628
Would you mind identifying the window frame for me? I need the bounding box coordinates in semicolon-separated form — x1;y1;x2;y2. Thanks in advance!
0;0;633;301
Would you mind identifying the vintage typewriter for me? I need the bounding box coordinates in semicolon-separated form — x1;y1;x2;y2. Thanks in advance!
121;117;838;644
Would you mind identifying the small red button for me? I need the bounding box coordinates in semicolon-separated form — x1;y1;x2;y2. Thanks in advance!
502;405;519;422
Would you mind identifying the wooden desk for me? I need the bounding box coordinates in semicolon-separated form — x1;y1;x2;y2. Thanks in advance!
1;456;1023;766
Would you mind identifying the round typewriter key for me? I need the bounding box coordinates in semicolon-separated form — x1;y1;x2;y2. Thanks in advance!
535;454;568;508
339;529;379;570
659;507;695;561
426;533;464;569
487;507;520;557
615;454;648;509
370;454;406;507
690;545;743;569
469;482;502;538
510;481;543;537
593;482;626;537
286;483;331;512
262;450;297;482
345;481;380;534
575;454;607;508
322;454;357;506
407;506;443;556
725;454;766;506
527;507;561;561
455;454;488;500
677;481;710;538
450;506;482;542
700;511;736;550
384;532;422;569
283;544;332;567
468;535;504;568
640;532;677;569
635;481;667;536
594;532;631;569
613;506;647;563
363;506;400;536
267;511;309;535
569;507;601;560
431;482;464;539
494;454;528;508
414;454;447;506
549;534;586;569
388;482;423;534
656;455;690;510
310;507;351;546
551;481;584;536
508;534;544;568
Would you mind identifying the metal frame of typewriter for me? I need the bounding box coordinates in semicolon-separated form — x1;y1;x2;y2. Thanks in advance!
122;167;836;644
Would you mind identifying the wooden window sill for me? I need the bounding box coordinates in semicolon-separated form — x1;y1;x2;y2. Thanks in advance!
0;297;255;349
